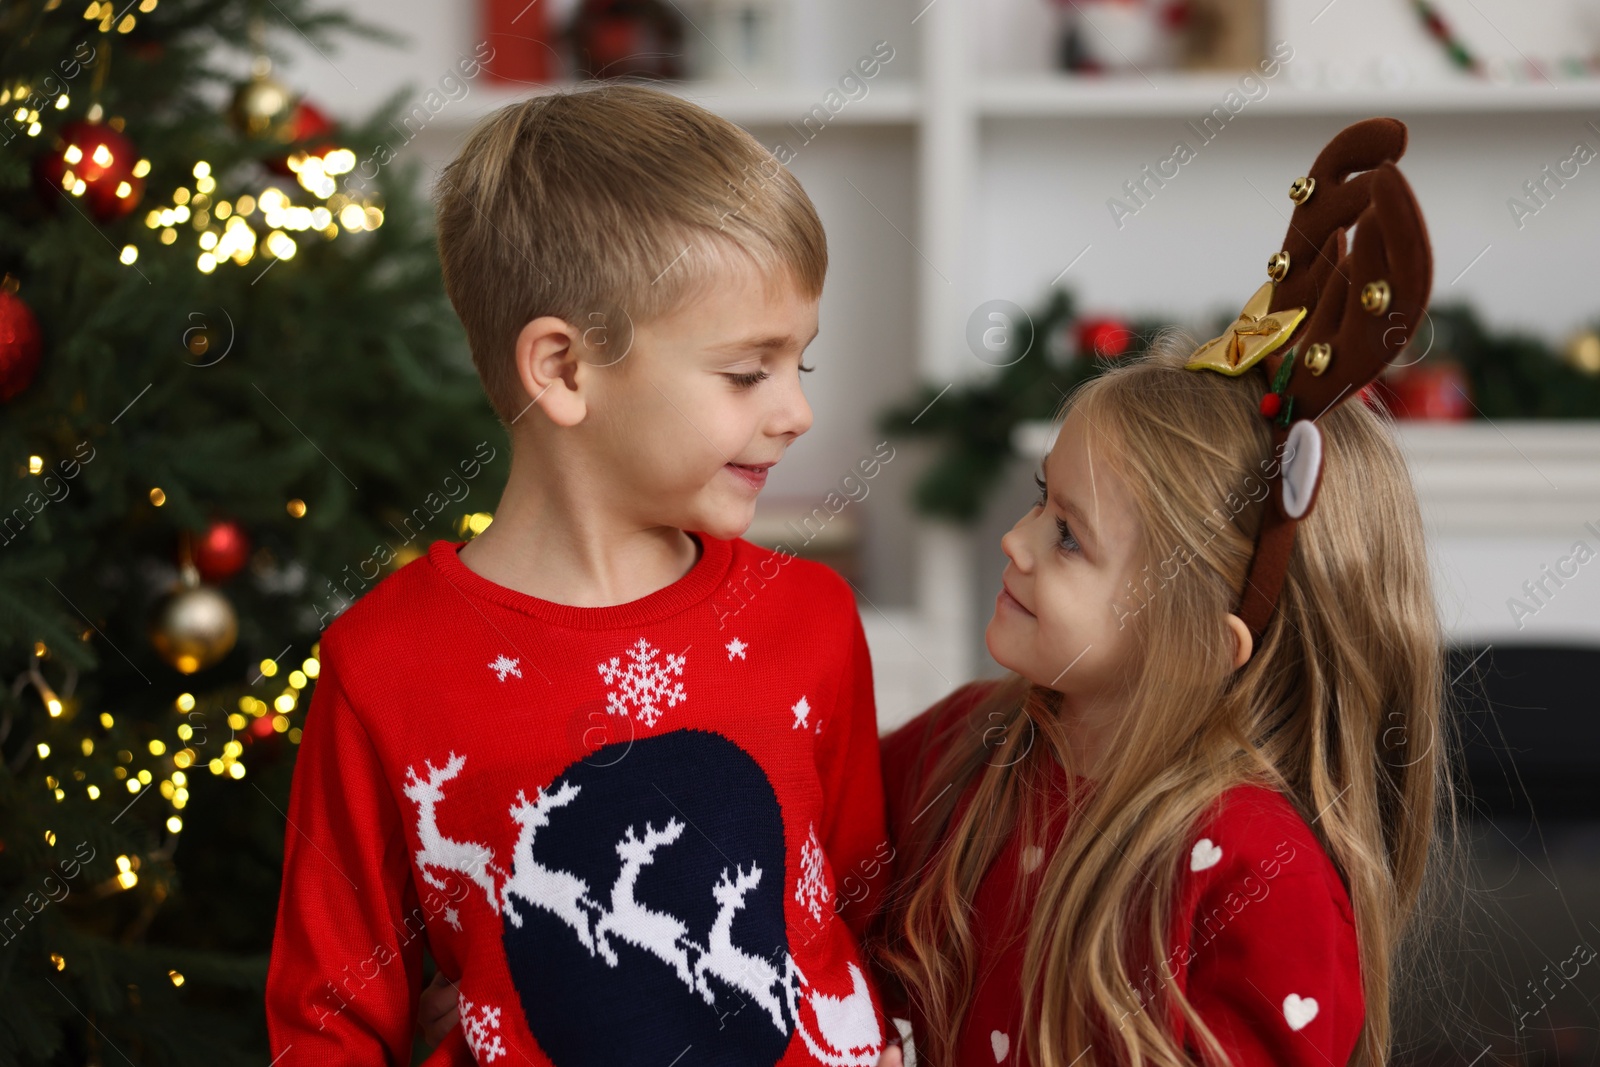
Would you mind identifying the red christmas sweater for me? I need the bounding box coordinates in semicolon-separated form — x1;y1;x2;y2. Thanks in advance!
879;681;1364;1067
266;533;892;1067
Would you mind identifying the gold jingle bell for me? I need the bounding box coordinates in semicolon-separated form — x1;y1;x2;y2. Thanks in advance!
1305;342;1333;376
1361;280;1391;316
1288;176;1315;204
1267;251;1290;282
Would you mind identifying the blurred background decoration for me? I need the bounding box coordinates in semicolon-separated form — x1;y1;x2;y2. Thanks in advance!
0;0;502;1062
3;0;1599;1062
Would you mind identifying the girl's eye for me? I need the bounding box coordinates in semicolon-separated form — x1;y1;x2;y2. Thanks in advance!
799;363;816;374
1035;472;1079;552
725;369;770;389
1055;517;1080;553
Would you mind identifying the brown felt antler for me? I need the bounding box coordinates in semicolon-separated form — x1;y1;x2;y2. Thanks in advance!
1190;117;1433;646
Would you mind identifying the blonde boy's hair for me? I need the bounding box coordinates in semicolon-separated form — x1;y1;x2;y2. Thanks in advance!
434;82;828;423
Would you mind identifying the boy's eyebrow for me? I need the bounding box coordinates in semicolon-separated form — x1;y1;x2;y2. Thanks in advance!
710;327;819;354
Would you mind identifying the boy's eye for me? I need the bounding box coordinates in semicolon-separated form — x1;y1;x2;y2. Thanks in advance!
799;363;816;374
724;369;770;388
1033;472;1049;509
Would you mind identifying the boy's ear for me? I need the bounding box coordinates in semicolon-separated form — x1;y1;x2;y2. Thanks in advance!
1225;613;1254;670
513;316;587;427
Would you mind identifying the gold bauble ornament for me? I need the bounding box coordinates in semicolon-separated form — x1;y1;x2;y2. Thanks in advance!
150;565;238;674
229;55;296;140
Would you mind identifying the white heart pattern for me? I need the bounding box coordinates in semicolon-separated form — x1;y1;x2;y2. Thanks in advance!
1021;845;1044;873
990;1030;1010;1062
1189;837;1223;872
1283;993;1319;1031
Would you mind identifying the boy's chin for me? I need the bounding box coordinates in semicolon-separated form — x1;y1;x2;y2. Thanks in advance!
688;501;757;542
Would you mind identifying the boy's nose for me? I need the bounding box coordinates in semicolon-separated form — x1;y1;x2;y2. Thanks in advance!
773;378;813;439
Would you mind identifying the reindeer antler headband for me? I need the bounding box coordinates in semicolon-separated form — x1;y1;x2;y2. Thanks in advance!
1185;117;1433;646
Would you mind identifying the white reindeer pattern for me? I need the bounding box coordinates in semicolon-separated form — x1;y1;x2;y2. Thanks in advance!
592;819;697;990
502;782;600;954
694;862;788;1033
399;750;882;1064
403;753;503;913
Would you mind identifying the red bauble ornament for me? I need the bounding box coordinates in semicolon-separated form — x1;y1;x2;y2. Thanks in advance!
1258;392;1283;419
1378;362;1474;420
264;100;339;177
1075;316;1133;359
0;286;44;403
35;119;146;222
193;518;252;583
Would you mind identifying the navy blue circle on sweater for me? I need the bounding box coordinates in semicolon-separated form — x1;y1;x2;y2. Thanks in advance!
503;728;792;1066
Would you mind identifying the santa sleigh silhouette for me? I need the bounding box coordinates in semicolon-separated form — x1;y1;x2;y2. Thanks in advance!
404;754;883;1067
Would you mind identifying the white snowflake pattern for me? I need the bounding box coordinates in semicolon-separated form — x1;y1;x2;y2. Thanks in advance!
791;695;811;730
794;824;831;924
725;637;748;661
442;906;461;932
460;997;507;1063
488;655;521;682
596;637;687;728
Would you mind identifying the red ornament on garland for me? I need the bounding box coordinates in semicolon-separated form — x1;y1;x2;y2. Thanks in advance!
192;518;252;583
1377;362;1474;420
35;119;146;222
264;100;339;177
1075;316;1133;359
1258;392;1283;419
0;281;44;403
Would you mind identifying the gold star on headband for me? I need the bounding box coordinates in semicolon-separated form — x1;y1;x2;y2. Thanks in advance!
1186;282;1307;376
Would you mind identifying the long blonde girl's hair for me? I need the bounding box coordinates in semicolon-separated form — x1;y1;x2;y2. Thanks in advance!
871;335;1450;1067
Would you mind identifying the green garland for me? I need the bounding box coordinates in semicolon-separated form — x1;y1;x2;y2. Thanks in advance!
880;291;1600;523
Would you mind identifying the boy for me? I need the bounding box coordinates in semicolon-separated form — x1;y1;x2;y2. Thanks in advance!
264;83;894;1065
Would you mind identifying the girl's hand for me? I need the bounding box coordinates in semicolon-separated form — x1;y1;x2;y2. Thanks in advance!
876;1043;904;1067
417;970;460;1049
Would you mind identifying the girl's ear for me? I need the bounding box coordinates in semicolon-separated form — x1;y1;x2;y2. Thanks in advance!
514;315;588;427
1225;613;1254;670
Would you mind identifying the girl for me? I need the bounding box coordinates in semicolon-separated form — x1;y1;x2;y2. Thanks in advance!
869;117;1444;1067
869;335;1445;1066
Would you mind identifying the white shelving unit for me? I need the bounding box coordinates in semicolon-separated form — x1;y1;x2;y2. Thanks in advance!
280;0;1600;730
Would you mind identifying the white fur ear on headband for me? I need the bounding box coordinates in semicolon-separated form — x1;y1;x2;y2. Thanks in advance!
1280;420;1323;520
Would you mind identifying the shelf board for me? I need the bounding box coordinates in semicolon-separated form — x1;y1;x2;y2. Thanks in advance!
440;79;920;133
976;75;1600;119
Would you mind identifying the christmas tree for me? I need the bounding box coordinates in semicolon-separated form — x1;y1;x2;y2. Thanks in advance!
0;2;503;1062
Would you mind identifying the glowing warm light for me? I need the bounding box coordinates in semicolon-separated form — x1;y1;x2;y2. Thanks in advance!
149;487;165;506
120;245;138;265
28;455;43;473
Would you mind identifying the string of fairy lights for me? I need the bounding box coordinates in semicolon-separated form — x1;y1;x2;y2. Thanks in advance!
7;0;387;274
